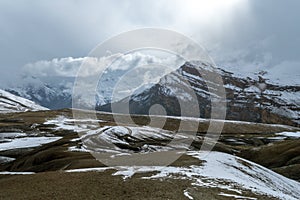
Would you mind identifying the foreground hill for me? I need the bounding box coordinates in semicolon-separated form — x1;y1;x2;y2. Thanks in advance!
0;109;299;199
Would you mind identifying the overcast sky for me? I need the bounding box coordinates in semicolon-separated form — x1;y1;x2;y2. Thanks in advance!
0;0;299;85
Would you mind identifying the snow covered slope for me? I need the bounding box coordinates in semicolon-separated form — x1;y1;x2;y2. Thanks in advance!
109;151;300;200
0;89;48;113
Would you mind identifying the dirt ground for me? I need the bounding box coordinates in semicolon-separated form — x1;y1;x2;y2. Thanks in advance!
0;170;274;200
0;170;192;200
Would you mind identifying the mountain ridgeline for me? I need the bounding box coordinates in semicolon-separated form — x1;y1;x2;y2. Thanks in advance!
98;62;300;127
4;62;299;127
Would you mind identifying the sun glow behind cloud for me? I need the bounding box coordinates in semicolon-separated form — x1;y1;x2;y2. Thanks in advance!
179;0;245;19
171;0;250;30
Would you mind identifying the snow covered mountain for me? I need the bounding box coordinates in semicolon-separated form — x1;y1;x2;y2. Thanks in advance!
5;76;73;110
3;61;299;127
5;64;173;110
4;72;147;110
99;62;300;126
4;53;182;110
0;89;47;113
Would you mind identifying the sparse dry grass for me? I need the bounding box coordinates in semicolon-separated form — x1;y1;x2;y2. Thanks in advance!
0;109;299;199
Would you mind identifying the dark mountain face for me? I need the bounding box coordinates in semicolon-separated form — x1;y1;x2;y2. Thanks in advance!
99;62;299;127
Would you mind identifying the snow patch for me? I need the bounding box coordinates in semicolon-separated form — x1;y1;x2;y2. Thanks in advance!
219;192;257;200
0;171;35;175
275;131;300;138
0;136;62;151
183;190;194;199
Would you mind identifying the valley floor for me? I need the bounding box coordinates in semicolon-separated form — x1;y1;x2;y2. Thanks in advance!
0;109;299;200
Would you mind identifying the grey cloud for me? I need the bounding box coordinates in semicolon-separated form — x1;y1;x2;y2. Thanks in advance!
0;0;299;85
21;52;183;78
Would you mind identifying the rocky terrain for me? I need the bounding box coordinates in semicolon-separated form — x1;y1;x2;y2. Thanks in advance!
99;62;299;127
